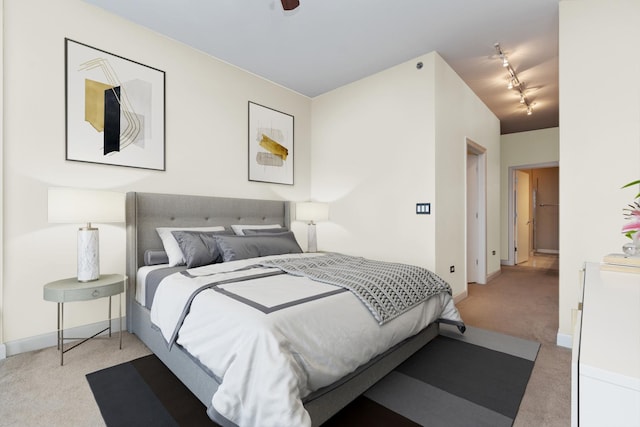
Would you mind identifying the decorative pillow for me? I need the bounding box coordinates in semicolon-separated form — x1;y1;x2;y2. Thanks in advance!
156;226;226;266
171;230;234;268
231;224;282;236
214;231;302;262
144;250;169;266
242;227;289;235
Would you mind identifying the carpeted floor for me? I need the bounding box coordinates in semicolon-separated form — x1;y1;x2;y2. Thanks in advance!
86;325;539;427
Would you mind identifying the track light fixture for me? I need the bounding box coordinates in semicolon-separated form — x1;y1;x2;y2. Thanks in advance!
494;43;533;115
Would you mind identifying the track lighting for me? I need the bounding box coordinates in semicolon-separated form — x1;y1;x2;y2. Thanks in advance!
494;43;533;115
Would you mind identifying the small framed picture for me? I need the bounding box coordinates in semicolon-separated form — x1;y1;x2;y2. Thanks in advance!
248;101;294;185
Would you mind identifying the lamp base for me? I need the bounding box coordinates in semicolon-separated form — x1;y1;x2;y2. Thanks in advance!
78;227;99;282
307;223;318;253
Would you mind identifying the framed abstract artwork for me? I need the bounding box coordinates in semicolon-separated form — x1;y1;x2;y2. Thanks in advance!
248;101;294;185
65;39;166;171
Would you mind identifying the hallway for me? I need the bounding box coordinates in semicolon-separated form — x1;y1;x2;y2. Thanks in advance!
456;256;569;426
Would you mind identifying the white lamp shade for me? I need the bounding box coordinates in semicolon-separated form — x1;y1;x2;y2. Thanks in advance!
48;188;124;225
296;202;329;223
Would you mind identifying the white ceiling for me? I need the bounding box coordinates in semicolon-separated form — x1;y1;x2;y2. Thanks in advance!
83;0;559;135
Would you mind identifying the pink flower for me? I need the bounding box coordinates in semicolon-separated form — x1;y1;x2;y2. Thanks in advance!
622;220;640;233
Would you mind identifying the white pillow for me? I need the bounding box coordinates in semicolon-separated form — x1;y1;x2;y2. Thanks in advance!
231;224;282;236
156;226;226;266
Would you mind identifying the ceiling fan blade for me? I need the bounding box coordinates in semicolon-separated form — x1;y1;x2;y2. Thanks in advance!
281;0;300;11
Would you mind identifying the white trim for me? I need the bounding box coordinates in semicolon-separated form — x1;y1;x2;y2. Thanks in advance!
486;268;501;282
453;289;468;304
557;331;573;349
4;317;125;357
0;344;6;360
536;249;559;255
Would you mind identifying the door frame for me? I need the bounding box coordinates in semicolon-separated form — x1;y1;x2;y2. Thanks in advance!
506;161;559;266
466;139;487;284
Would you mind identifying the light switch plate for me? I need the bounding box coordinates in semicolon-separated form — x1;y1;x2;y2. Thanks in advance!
416;203;431;215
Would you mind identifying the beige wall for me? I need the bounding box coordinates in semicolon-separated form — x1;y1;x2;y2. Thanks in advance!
434;56;502;283
558;0;640;344
311;53;500;298
2;0;312;346
500;128;559;263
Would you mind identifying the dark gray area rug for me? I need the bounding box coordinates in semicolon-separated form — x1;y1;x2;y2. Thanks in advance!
86;326;538;426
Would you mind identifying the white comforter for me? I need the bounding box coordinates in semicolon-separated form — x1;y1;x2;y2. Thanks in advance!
150;253;462;427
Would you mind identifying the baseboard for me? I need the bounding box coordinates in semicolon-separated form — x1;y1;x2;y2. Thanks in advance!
556;331;573;349
536;249;559;255
453;289;468;304
4;317;126;357
486;268;501;282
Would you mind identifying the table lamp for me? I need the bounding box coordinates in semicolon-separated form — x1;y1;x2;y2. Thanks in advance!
48;187;124;282
296;202;329;253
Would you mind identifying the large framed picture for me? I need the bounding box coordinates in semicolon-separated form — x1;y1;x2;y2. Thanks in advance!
65;38;166;171
248;101;294;185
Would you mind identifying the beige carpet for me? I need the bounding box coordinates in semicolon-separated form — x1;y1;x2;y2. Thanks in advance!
0;333;151;427
457;260;571;427
0;261;569;426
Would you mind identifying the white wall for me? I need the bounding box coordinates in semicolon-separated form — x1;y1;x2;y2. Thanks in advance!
311;52;499;298
500;128;559;263
433;55;501;284
558;0;640;343
2;0;312;347
0;0;5;359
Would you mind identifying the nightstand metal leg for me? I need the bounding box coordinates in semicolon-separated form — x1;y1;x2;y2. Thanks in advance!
56;303;61;350
60;302;64;366
108;296;112;338
119;292;122;350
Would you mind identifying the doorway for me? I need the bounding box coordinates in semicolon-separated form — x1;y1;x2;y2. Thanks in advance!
508;163;559;265
466;139;487;284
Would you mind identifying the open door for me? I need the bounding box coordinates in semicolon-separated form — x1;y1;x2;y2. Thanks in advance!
515;170;530;264
467;153;479;282
466;139;487;284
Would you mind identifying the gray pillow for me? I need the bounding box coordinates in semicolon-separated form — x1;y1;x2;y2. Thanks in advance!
144;250;169;266
171;229;234;268
214;231;302;262
242;227;290;235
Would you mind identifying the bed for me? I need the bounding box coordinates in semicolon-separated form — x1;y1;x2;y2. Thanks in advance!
125;191;464;426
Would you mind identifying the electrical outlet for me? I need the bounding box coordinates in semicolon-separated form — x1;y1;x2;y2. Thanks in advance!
450;265;455;273
492;250;496;255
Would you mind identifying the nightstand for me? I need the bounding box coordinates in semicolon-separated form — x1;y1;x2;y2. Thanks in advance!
43;274;125;365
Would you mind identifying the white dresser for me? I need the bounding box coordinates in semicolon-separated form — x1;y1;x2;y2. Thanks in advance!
571;262;640;426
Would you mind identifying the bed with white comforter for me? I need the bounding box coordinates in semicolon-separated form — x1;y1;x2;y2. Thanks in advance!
150;252;464;427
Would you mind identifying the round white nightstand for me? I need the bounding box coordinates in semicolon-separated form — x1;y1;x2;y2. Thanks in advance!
43;274;126;365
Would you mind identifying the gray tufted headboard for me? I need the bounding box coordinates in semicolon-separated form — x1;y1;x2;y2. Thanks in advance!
125;192;290;327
